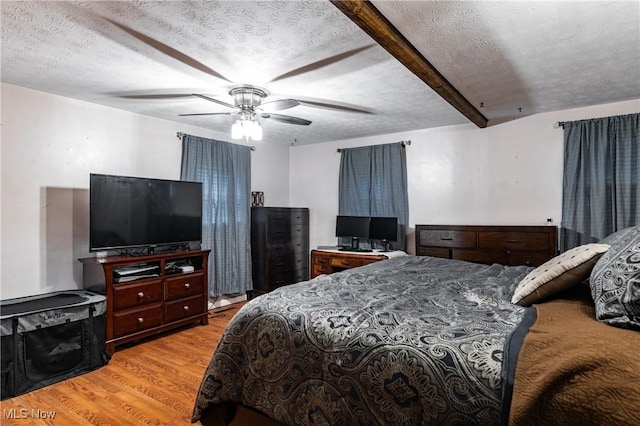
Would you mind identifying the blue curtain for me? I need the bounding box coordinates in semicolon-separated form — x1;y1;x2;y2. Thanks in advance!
180;134;252;297
338;142;409;250
561;113;639;251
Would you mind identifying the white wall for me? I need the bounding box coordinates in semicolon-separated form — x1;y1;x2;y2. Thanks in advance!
0;83;290;299
289;99;640;254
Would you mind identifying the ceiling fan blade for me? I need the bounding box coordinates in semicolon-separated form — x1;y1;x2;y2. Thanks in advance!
269;44;376;83
105;18;231;83
178;112;233;117
260;99;300;112
192;93;237;110
297;99;373;114
117;93;195;100
261;113;311;126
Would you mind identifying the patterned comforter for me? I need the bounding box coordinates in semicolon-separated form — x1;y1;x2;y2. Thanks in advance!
192;255;532;425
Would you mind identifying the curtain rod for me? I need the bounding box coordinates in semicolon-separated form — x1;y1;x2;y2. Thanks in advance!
337;140;411;153
176;132;256;151
555;111;637;129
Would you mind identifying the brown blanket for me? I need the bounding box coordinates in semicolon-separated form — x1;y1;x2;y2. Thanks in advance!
509;286;640;426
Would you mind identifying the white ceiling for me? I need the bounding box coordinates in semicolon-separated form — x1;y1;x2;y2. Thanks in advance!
2;1;639;145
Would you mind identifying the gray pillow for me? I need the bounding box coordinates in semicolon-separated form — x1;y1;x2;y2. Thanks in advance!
590;226;640;330
600;225;640;245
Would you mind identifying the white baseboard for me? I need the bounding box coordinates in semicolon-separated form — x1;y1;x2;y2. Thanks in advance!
208;294;247;310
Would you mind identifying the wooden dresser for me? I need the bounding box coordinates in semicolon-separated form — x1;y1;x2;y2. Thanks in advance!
415;225;557;267
251;207;310;296
80;249;210;355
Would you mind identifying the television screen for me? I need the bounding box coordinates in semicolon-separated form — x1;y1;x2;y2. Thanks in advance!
90;174;202;252
335;215;370;239
369;217;398;241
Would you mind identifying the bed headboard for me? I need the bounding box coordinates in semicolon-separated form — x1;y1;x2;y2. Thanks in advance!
415;225;557;267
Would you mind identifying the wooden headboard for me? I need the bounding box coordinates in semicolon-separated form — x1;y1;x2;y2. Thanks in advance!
415;225;557;267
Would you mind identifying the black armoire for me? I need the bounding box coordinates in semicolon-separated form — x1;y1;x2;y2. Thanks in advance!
250;207;309;297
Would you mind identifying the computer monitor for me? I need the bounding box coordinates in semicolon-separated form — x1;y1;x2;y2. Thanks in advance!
369;217;398;251
335;215;370;250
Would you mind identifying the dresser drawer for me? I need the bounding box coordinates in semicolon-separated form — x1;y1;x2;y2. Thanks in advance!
113;303;163;338
312;252;332;265
419;229;476;249
165;273;204;301
478;231;550;251
269;269;308;289
312;263;333;277
269;238;307;255
330;256;365;268
311;252;334;277
268;222;308;241
267;209;309;225
165;295;205;322
270;255;308;274
453;249;507;265
113;280;162;311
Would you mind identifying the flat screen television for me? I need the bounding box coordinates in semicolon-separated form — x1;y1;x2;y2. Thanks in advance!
369;217;398;241
335;215;370;251
89;174;203;252
335;215;370;239
369;216;398;251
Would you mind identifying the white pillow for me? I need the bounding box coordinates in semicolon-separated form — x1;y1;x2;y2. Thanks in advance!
512;243;610;306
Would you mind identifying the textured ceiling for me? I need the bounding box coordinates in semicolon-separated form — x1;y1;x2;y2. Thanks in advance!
2;1;639;145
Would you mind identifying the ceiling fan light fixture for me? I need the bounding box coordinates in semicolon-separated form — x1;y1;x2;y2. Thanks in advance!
252;121;263;141
231;119;243;139
231;116;262;141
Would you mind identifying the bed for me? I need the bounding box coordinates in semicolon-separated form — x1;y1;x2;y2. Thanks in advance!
192;227;640;426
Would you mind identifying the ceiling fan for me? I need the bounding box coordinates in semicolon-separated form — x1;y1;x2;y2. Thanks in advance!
101;17;374;141
179;85;311;141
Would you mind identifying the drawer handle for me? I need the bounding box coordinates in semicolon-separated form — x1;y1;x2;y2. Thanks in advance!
137;317;144;324
440;237;453;241
137;292;144;298
183;306;189;311
184;283;190;289
506;239;521;243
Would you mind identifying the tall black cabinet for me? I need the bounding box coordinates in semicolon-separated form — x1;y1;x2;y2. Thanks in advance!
250;207;310;297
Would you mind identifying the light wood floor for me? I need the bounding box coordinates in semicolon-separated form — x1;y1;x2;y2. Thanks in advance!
1;303;246;426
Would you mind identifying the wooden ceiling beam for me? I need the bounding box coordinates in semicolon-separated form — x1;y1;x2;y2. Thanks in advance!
331;0;488;128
